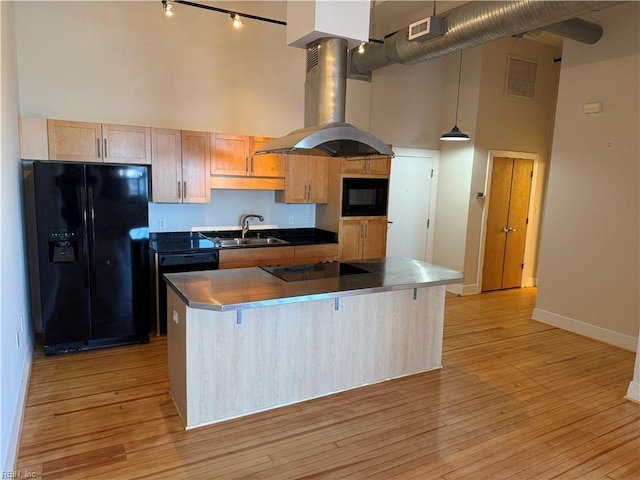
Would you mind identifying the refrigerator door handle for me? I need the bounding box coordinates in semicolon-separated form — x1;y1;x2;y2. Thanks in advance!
88;187;97;289
81;187;91;288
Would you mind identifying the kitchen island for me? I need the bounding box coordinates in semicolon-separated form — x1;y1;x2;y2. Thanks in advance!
164;257;463;429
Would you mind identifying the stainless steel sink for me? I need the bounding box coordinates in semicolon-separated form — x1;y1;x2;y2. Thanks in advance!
213;237;289;248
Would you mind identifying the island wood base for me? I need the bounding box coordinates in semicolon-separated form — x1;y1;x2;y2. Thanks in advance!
167;285;446;429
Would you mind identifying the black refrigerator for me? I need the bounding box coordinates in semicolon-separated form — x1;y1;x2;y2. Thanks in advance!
32;161;150;355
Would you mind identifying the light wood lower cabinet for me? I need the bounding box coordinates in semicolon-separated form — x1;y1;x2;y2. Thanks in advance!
339;217;388;261
218;244;338;269
293;244;338;264
219;246;296;269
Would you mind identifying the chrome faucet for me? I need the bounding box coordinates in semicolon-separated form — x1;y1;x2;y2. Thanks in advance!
240;214;264;238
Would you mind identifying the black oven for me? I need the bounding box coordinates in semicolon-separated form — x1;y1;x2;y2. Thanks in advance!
155;250;219;335
342;177;389;217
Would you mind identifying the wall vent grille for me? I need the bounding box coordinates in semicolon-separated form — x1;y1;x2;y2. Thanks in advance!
505;55;537;98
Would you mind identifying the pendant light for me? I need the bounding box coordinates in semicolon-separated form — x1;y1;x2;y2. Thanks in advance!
440;50;470;141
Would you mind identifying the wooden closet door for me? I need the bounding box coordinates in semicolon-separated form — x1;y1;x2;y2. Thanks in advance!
482;157;533;291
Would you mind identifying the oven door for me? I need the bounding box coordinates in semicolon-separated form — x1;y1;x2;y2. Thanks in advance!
154;251;219;335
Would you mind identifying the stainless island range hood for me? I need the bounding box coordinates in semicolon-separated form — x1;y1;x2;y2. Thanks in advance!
255;37;394;158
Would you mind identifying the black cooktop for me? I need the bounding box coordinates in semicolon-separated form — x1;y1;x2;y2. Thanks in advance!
261;262;372;282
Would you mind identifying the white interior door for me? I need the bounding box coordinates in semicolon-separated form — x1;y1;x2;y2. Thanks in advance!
386;148;439;262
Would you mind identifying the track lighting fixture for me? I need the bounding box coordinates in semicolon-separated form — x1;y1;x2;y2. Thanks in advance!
163;0;173;17
159;1;286;26
440;50;470;141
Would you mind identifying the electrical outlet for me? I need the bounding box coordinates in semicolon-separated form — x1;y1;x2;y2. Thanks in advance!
288;216;294;225
306;216;311;224
159;218;166;229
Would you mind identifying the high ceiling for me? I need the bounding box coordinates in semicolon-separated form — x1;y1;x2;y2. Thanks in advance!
191;1;563;48
370;0;563;47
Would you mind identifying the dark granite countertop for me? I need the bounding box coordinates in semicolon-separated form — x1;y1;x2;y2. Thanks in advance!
149;228;338;253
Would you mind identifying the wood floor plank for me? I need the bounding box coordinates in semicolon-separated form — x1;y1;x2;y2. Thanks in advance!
15;288;639;479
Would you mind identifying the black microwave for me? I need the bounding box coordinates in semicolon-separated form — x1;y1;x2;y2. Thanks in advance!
342;177;389;217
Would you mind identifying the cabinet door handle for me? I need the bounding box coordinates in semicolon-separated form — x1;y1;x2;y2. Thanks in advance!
103;138;108;159
96;138;101;158
364;222;368;238
183;181;187;200
246;157;250;176
308;184;312;201
177;181;182;200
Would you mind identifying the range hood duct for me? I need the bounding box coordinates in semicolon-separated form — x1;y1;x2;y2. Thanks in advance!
256;37;394;158
350;1;623;75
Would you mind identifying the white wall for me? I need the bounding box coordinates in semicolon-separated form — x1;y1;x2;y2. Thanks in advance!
467;36;561;293
1;1;34;471
431;47;481;288
534;3;640;350
369;58;446;150
13;1;376;232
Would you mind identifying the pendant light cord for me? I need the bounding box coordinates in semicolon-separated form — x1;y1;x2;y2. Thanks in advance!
454;50;463;125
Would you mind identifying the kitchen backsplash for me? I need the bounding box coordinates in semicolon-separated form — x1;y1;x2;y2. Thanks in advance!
148;189;316;233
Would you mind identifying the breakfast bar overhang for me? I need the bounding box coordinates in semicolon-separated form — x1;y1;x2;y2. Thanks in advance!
164;257;463;429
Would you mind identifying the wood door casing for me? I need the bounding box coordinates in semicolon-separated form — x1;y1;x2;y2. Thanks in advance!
482;157;533;291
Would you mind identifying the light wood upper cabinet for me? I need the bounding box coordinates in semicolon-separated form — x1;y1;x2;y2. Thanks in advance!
210;133;249;176
181;130;211;203
338;217;388;261
275;154;328;204
341;156;391;176
19;117;49;160
151;128;182;203
48;120;103;162
250;137;285;178
151;128;210;203
47;119;151;164
210;134;284;179
102;124;152;164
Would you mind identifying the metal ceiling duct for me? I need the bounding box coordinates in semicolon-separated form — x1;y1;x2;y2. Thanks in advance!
350;1;623;76
256;37;395;158
257;1;623;158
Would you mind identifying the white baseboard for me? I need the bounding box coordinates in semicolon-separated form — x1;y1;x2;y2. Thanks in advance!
2;348;32;471
626;380;640;403
446;283;479;296
532;308;638;352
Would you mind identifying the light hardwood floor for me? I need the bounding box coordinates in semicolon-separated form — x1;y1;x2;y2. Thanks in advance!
16;288;639;479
